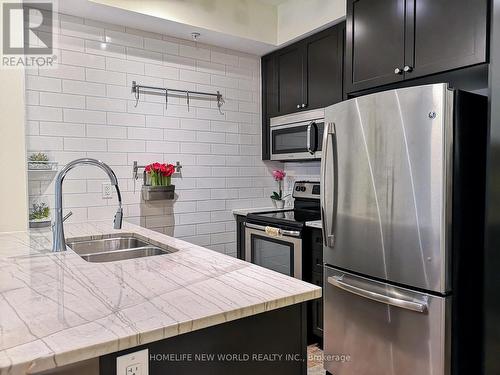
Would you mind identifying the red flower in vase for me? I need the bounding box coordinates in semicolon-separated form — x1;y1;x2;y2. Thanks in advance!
163;164;175;177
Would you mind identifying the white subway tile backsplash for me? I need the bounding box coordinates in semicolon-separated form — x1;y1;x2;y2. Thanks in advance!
27;135;63;151
179;69;210;84
211;50;238;67
180;142;211;154
87;124;127;139
106;57;145;74
105;30;143;48
179;44;211;61
146;115;179;129
40;92;86;108
144;64;179;80
63;80;105;96
27;106;62;121
86;97;126;112
63;109;106;124
60;21;104;41
144;38;179;55
146;141;180;153
107;112;145;127
39;64;86;80
61;50;105;69
127;127;163;140
25;12;309;257
86;68;126;85
126;47;163;64
64;137;107;152
26;76;62;92
108;139;145;152
40;122;86;137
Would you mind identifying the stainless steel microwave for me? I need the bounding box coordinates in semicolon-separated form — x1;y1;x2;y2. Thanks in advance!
270;108;325;161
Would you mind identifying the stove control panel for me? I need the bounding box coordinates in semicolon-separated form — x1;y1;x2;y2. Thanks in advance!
293;181;320;200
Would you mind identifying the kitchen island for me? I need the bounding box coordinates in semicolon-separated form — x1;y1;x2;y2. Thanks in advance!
0;222;321;375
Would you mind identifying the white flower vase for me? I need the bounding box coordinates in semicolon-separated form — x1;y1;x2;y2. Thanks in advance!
273;199;285;209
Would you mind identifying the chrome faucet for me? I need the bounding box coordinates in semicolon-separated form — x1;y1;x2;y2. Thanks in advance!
52;158;123;252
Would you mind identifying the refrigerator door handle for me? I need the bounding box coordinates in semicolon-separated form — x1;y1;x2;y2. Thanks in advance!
321;122;336;247
327;276;429;313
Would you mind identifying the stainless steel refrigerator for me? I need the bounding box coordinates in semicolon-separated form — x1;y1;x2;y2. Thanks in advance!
320;84;486;375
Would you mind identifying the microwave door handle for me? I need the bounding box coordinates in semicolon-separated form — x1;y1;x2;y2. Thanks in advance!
327;276;428;313
306;122;317;155
307;123;312;154
321;122;336;247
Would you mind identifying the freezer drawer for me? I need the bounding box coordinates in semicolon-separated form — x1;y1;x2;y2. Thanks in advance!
324;266;450;375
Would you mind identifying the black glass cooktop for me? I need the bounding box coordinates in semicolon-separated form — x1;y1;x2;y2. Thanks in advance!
247;209;321;229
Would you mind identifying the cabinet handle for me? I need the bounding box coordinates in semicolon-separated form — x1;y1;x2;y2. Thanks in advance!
394;68;403;75
404;65;413;73
301;104;306;108
296;104;301;109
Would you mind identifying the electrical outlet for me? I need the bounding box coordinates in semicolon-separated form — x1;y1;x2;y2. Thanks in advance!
102;183;113;199
117;349;148;375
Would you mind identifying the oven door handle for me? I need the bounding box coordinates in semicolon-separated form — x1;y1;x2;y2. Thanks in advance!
245;223;301;238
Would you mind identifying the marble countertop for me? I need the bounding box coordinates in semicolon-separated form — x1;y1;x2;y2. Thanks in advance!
0;222;321;375
232;207;290;216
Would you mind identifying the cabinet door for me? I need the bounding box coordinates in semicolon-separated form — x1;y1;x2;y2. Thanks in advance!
277;46;304;114
261;55;276;160
345;0;406;93
311;271;324;338
305;24;344;110
404;0;488;79
262;55;278;118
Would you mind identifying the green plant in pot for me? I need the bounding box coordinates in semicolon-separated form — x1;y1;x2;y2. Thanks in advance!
270;169;289;209
29;202;51;228
28;152;50;170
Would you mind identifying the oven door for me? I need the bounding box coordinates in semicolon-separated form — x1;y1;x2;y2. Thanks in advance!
245;223;302;279
270;121;324;161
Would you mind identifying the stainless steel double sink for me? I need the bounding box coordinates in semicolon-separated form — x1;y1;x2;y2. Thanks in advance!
67;234;176;263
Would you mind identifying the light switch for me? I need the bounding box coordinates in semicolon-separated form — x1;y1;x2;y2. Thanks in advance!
116;349;148;375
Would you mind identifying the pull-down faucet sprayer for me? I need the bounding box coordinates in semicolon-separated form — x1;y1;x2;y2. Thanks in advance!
52;158;123;252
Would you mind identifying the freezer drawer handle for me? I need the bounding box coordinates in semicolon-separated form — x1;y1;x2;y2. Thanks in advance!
327;276;428;313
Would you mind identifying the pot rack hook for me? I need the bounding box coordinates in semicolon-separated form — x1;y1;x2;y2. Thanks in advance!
186;91;190;112
165;88;168;110
132;81;140;107
217;91;225;115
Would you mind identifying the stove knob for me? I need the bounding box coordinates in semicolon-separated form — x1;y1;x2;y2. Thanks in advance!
295;186;301;191
301;186;306;192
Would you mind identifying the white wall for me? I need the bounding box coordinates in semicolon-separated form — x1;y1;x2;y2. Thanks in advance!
277;0;346;44
0;0;28;232
26;12;283;256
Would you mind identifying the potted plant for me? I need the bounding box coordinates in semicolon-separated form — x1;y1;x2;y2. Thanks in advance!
28;152;52;170
142;162;176;200
29;201;51;228
270;169;289;209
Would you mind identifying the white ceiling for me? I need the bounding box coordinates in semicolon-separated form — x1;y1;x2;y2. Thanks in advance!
56;0;344;56
257;0;291;5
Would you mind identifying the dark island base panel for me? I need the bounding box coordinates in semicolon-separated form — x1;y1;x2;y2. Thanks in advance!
100;303;308;375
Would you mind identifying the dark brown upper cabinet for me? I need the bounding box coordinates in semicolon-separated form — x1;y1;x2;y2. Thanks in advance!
261;23;345;159
345;0;488;94
306;27;344;109
277;45;305;114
